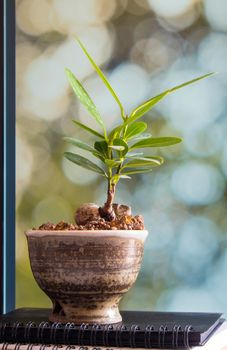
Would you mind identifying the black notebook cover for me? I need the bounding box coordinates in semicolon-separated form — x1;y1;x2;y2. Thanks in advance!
0;308;224;348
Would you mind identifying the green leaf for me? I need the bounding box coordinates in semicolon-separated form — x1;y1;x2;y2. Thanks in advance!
75;37;125;120
64;152;105;175
126;72;215;124
109;138;128;156
118;174;131;179
121;168;153;175
126;91;169;125
108;125;124;141
63;137;95;153
72;120;104;139
124;122;147;140
92;151;105;162
109;145;125;151
126;152;144;158
168;72;215;93
94;141;109;158
105;159;122;167
130;137;182;150
123;156;164;168
132;133;152;140
65;69;106;134
112;174;131;183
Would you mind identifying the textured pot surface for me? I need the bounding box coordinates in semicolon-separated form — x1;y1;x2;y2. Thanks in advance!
25;230;148;324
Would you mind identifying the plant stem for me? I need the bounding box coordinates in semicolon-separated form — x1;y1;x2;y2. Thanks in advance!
99;178;116;221
106;179;116;210
99;145;117;221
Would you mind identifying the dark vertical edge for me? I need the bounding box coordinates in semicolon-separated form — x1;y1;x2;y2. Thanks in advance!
2;0;16;313
0;0;4;315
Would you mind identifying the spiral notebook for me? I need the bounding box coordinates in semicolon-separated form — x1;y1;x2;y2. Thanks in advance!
0;308;224;349
0;321;227;350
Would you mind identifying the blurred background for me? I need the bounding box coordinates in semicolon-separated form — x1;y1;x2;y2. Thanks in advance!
16;0;227;315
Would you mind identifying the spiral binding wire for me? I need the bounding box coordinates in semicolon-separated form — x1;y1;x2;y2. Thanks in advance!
14;343;21;350
52;345;64;350
129;325;140;348
172;325;182;348
158;325;168;349
50;323;62;344
39;345;51;350
37;322;50;344
11;322;23;342
0;321;194;349
116;325;127;348
90;324;96;345
90;324;101;346
144;325;154;348
77;324;89;346
63;323;75;345
65;346;76;350
102;324;112;347
1;343;10;350
114;324;121;347
0;322;9;341
27;343;35;350
183;325;193;349
24;322;36;343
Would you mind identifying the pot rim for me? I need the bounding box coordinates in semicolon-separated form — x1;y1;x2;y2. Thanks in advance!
25;229;148;242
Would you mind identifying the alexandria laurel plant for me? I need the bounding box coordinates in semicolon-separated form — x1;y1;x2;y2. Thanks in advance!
64;39;213;222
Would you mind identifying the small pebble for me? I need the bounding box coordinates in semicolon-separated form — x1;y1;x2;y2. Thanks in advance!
113;203;131;217
75;203;100;225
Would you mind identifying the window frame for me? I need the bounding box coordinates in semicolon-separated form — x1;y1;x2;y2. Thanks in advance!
0;0;16;314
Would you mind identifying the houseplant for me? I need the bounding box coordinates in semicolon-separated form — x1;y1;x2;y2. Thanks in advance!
25;39;213;324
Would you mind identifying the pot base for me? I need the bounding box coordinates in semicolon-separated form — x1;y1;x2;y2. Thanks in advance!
49;299;122;324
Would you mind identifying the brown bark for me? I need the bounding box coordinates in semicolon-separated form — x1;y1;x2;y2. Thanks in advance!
99;183;116;221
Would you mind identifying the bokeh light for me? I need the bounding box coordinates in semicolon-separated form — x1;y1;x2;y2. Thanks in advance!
16;0;54;36
204;0;227;33
205;251;227;310
130;33;183;72
158;68;226;131
157;6;199;32
198;32;227;84
221;139;227;178
52;0;116;34
158;287;222;313
183;124;223;157
16;131;34;206
53;26;113;81
148;0;192;18
32;195;73;227
25;56;69;101
172;216;220;283
171;161;225;205
109;63;150;115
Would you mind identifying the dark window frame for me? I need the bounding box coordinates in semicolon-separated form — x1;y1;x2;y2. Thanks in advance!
0;0;16;314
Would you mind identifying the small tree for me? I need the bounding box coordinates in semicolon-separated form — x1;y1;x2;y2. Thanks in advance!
64;38;213;221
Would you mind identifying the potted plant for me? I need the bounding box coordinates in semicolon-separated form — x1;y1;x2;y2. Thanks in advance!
25;39;213;324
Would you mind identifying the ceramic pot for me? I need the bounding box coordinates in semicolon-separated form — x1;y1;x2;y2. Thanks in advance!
25;230;148;324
